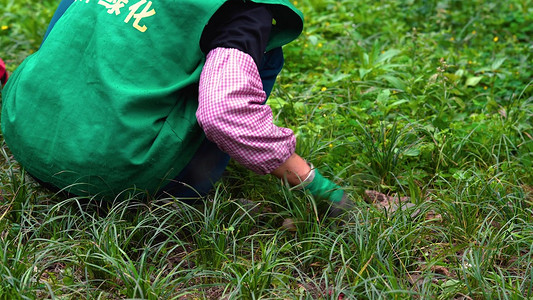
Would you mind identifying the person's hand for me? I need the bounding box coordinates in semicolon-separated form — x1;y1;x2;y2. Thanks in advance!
300;167;355;218
327;192;355;218
270;153;355;218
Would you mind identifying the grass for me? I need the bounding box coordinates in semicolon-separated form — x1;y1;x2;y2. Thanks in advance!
1;0;533;298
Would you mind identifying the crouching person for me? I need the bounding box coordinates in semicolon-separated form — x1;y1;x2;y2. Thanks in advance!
1;0;353;217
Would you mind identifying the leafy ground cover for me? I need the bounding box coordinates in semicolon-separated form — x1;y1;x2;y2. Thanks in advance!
1;0;532;298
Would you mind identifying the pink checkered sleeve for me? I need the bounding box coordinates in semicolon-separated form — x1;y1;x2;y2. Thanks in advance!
196;47;296;175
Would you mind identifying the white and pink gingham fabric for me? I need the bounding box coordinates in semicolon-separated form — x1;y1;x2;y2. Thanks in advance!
196;47;296;175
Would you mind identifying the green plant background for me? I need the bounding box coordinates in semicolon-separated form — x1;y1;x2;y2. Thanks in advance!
0;0;532;298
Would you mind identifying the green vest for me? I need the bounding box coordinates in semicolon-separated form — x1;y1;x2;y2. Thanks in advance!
1;0;303;197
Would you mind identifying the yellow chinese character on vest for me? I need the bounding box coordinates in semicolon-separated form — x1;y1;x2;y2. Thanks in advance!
99;0;129;15
124;0;156;33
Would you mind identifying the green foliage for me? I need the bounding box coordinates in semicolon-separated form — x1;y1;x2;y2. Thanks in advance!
0;0;56;70
1;0;533;298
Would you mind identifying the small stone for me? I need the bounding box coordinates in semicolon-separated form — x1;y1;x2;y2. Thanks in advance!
282;218;297;232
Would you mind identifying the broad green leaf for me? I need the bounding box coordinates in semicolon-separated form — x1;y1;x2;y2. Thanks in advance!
491;57;506;70
403;148;421;157
329;73;351;83
376;49;401;64
376;89;390;103
465;76;483;86
390;99;409;107
363;53;370;66
359;68;372;79
452;96;466;108
445;73;461;82
381;75;407;90
269;97;287;109
308;35;319;45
